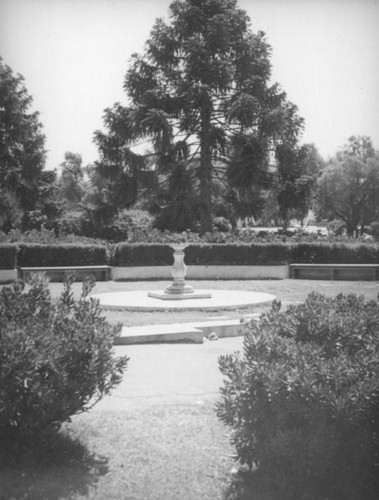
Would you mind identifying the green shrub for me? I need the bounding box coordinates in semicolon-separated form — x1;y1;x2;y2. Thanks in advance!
370;221;379;237
217;293;379;500
0;244;18;269
17;244;109;267
0;275;128;438
185;243;294;265
293;242;379;263
112;242;293;267
113;209;154;242
112;243;173;266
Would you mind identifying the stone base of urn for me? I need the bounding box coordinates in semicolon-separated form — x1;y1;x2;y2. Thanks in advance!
147;243;212;301
148;289;212;300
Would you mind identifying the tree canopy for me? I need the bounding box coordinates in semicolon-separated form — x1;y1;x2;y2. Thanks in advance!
57;152;85;209
0;57;59;231
275;143;323;228
317;136;379;235
94;0;304;233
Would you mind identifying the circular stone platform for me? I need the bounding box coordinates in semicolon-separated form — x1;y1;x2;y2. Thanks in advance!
91;289;276;311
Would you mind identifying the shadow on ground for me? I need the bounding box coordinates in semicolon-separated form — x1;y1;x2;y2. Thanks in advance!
0;430;108;500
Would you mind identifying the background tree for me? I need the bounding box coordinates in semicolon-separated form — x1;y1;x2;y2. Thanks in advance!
57;152;85;210
317;136;379;236
0;57;59;231
275;143;322;229
94;0;303;234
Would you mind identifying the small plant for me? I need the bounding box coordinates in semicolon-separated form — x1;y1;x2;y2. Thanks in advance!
217;293;379;499
0;274;128;439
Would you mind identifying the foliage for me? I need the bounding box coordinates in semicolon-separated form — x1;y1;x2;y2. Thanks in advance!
326;219;347;236
57;152;86;210
56;208;155;243
275;143;321;229
317;136;379;236
94;0;303;234
0;226;109;246
370;221;379;237
0;58;61;232
212;216;231;232
1;228;378;269
17;244;109;267
0;244;18;269
293;241;379;264
112;243;173;267
0;274;128;438
112;209;155;241
112;242;293;266
217;293;379;499
185;243;293;265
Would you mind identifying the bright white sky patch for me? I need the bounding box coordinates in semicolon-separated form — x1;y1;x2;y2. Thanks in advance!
0;0;378;170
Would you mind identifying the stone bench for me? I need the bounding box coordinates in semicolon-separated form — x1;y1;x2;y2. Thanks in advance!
19;265;112;282
290;264;379;281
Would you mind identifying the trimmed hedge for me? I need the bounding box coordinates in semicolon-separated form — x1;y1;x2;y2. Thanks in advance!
17;244;109;267
112;242;379;266
111;243;294;266
185;243;294;265
0;245;18;270
111;244;173;266
293;242;379;264
1;241;379;269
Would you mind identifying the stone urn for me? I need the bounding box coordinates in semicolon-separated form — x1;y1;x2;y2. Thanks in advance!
164;243;194;295
147;243;211;300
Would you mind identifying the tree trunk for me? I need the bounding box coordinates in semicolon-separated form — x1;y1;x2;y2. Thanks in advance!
199;94;213;235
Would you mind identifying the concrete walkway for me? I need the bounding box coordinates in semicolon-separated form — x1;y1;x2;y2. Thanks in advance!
94;336;244;411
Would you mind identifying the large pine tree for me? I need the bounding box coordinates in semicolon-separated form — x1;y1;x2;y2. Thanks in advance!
94;0;303;233
0;57;59;231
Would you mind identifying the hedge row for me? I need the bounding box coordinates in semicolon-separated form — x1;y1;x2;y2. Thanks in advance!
111;243;294;266
113;242;379;266
0;245;18;270
293;242;379;264
0;244;108;268
1;242;378;269
185;243;294;265
112;244;173;267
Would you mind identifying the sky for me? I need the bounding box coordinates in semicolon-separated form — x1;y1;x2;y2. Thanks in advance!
1;0;378;170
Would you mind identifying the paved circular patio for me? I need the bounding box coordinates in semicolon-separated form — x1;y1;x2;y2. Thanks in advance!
91;289;276;311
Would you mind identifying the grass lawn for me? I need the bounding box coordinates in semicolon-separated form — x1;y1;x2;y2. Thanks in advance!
0;279;378;499
45;278;379;326
0;401;235;500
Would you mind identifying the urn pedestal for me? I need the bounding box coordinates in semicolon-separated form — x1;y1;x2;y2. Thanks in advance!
148;243;211;300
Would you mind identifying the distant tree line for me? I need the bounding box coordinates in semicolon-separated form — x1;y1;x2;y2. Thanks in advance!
1;0;379;239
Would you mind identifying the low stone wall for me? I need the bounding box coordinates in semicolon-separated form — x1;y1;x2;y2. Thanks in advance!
111;265;289;281
0;269;18;283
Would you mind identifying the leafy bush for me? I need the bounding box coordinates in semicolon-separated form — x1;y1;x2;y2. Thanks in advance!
17;244;109;267
113;209;154;242
293;242;379;263
0;274;128;438
217;293;379;499
0;227;109;246
370;220;379;237
327;219;347;236
212;216;231;232
0;244;18;269
111;242;293;266
112;243;173;266
185;243;294;265
0;226;59;244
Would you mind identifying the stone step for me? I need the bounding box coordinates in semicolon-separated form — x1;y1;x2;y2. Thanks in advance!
117;314;260;345
117;323;204;345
